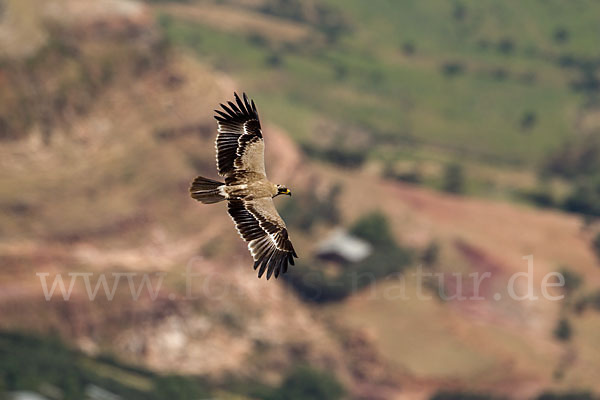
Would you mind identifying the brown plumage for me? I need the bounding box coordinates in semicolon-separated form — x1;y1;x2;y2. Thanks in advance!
190;93;297;279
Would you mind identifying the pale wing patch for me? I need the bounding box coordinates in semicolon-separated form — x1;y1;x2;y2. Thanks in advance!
235;135;266;176
246;197;287;232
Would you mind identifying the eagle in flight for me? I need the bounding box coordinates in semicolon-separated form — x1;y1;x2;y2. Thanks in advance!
190;93;297;279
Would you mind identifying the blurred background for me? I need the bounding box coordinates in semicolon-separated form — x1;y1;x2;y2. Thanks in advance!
1;0;600;399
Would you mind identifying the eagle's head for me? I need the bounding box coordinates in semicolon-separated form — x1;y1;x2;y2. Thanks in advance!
275;185;292;197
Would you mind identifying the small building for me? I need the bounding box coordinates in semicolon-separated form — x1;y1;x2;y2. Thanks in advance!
316;228;372;264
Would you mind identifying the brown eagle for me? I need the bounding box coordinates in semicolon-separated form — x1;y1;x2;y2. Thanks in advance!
190;93;297;279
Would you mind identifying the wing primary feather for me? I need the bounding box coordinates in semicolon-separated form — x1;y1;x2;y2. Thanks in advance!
264;246;279;278
275;260;284;278
281;255;289;274
266;251;283;280
244;93;253;118
274;255;285;279
257;248;272;278
235;92;247;114
263;248;279;280
273;260;281;279
214;110;230;120
220;103;235;116
266;262;274;280
228;101;241;115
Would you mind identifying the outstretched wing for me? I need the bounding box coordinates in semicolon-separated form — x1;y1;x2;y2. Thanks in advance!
214;92;266;180
228;198;297;279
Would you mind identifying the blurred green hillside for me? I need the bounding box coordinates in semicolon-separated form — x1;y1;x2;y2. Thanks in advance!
155;0;600;170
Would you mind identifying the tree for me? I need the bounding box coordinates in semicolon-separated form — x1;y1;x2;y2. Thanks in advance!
453;3;467;21
553;27;569;44
537;391;594;400
431;391;500;400
564;179;600;218
498;37;515;54
269;366;344;400
265;52;283;68
520;111;537;130
402;41;416;56
558;267;582;295
422;241;440;266
554;318;572;341
154;375;209;400
441;62;465;77
442;163;466;194
543;134;600;179
350;211;395;248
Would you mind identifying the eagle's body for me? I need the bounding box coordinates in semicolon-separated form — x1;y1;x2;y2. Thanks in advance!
224;181;277;200
190;93;297;279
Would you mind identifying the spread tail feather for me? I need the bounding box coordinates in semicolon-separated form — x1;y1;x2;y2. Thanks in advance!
190;176;226;204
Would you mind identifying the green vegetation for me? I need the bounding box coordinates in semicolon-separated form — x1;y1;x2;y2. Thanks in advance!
518;175;600;220
442;162;466;194
350;211;395;247
517;184;557;209
260;0;351;44
153;0;600;214
267;365;345;400
559;267;583;295
538;134;600;218
280;184;341;232
0;331;346;400
383;161;423;184
0;331;210;400
520;110;538;130
301;142;367;168
154;375;208;399
145;0;190;3
284;211;412;302
422;240;441;266
563;178;600;218
536;392;596;400
432;390;599;400
430;391;504;400
543;134;600;180
158;0;600;170
227;365;345;400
